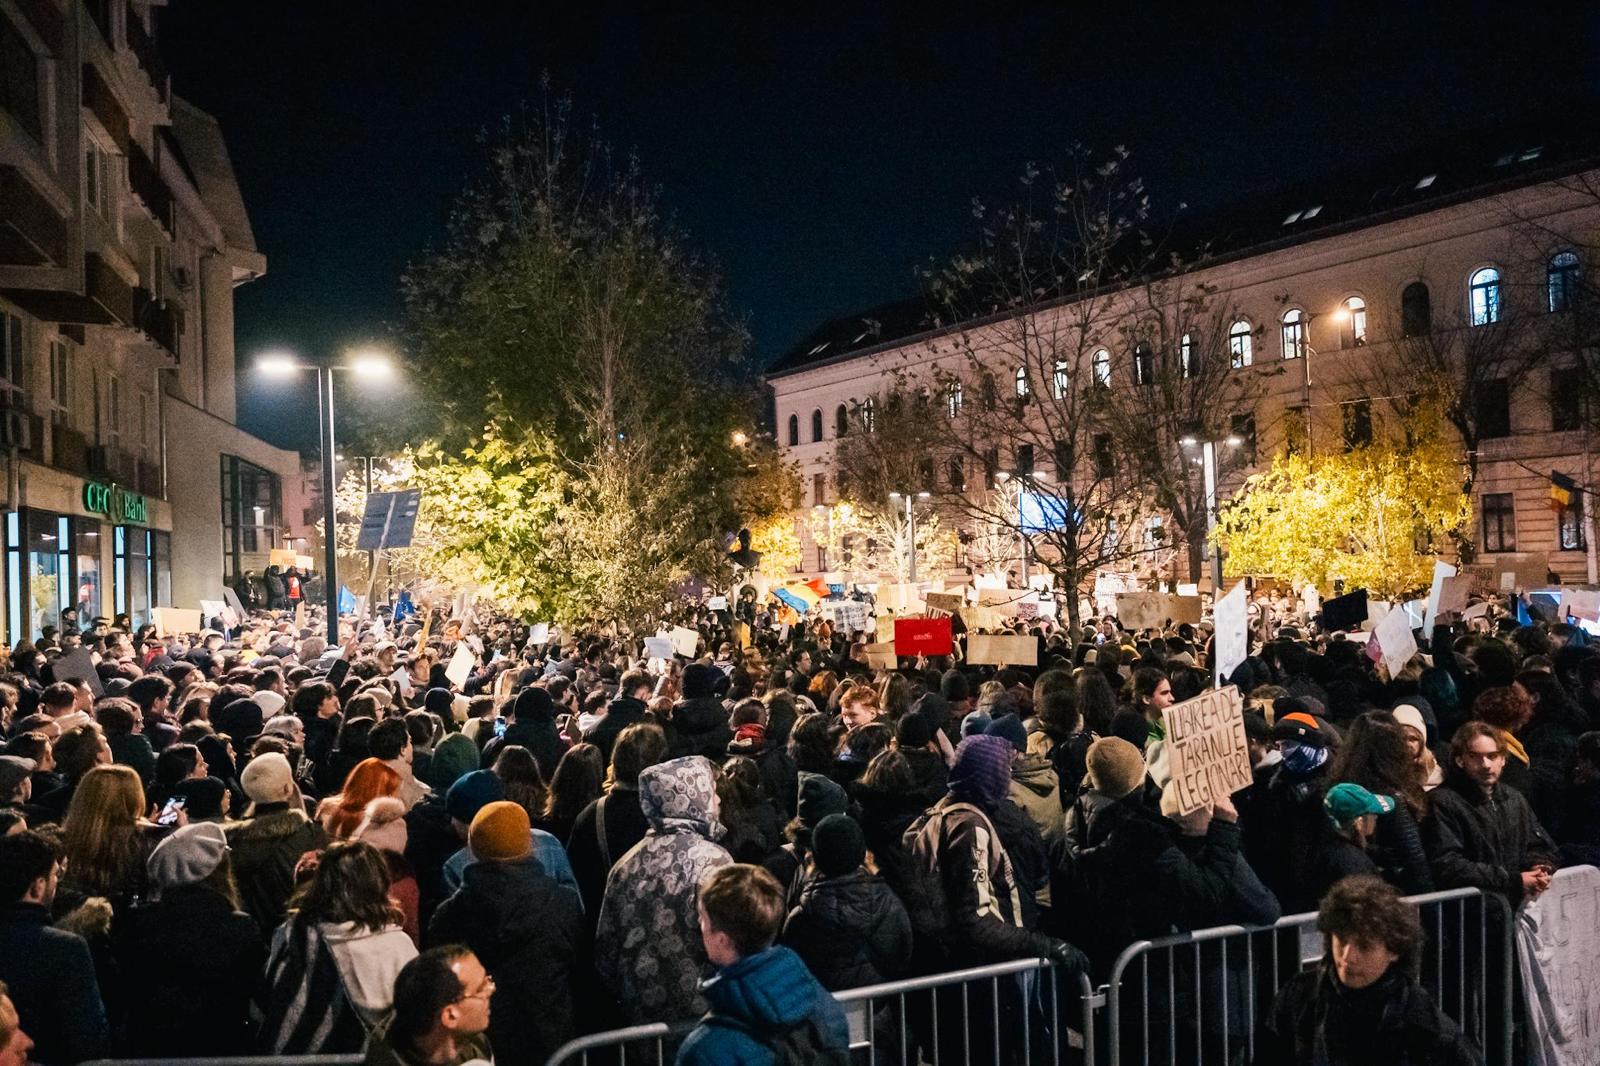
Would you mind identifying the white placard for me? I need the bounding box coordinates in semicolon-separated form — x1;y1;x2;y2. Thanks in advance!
151;607;202;638
1374;600;1419;678
643;636;675;659
1422;560;1457;639
1517;864;1600;1066
1162;686;1252;816
1212;580;1249;688
444;644;475;688
1501;571;1517;592
1176;583;1199;597
526;623;550;645
669;626;701;658
707;595;728;611
199;600;226;627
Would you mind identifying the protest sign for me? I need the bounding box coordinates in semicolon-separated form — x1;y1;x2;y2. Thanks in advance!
1516;863;1600;1066
1162;686;1252;816
966;633;1037;666
1320;589;1368;632
1436;575;1472;617
863;641;899;669
268;548;297;569
151;607;201;638
1422;560;1457;639
1115;592;1202;631
295;555;313;571
924;591;966;613
54;646;103;697
1561;588;1600;622
669;626;701;658
199;600;227;628
893;616;954;657
835;600;869;633
642;636;675;660
526;623;550;645
1212;580;1248;687
978;588;1032;617
1373;602;1419;678
706;595;728;611
444;644;475;688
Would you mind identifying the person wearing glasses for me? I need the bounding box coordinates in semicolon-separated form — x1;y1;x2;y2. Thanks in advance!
364;946;493;1066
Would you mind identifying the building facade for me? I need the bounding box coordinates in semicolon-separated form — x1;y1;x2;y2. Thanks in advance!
1;0;304;639
769;140;1600;596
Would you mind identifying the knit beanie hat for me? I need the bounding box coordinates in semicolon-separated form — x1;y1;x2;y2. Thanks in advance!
985;714;1028;754
469;800;531;861
947;735;1016;809
424;733;480;793
960;710;992;738
353;795;409;855
1085;736;1146;799
240;752;297;806
796;771;848;827
446;769;505;824
811;813;866;877
682;663;723;701
147;822;229;890
896;710;934;750
1390;703;1428;741
0;755;35;800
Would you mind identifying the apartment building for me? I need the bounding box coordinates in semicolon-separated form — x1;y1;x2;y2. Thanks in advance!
0;0;304;639
768;132;1600;594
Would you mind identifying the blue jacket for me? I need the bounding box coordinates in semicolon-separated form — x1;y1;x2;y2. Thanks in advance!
0;903;109;1064
676;946;849;1065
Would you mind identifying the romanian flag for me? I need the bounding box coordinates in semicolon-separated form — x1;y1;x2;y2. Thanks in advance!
773;583;822;614
1551;471;1577;511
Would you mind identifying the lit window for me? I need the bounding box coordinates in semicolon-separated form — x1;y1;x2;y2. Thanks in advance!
862;396;876;432
946;382;963;417
1052;360;1069;398
1092;349;1111;387
1228;321;1252;368
1133;343;1155;385
1281;309;1307;360
1548;251;1580;313
1179;334;1193;379
1341;296;1367;347
1282;210;1303;226
1014;365;1030;398
1470;267;1501;326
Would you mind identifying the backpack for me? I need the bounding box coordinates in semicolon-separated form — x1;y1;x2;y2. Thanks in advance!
705;1012;850;1065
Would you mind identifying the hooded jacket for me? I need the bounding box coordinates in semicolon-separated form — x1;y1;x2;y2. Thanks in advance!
781;870;913;991
676;946;850;1065
0;902;109;1065
427;855;584;1065
484;689;566;781
225;805;329;941
593;756;732;1023
1008;753;1064;851
666;696;733;761
260;918;417;1054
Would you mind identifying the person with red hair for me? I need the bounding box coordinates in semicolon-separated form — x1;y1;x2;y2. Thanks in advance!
317;759;401;841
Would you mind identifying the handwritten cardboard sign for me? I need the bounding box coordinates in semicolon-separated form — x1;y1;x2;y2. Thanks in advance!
1163;686;1252;815
864;641;898;669
966;633;1038;666
924;591;966;613
1115;592;1203;631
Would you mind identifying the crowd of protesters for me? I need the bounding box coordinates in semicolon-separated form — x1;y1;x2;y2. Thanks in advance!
0;589;1589;1066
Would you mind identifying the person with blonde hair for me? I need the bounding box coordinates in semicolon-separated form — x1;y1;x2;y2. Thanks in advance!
61;764;167;910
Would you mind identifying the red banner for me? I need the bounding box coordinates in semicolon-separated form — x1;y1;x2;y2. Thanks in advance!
894;616;954;657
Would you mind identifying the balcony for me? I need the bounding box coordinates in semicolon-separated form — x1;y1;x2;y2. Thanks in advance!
126;142;173;234
131;286;180;357
81;63;129;151
123;2;168;102
0;167;70;267
0;252;133;325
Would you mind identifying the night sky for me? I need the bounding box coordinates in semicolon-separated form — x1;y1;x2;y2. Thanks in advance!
159;2;1600;451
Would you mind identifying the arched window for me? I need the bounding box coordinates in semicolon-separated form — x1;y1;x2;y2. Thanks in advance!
786;414;799;446
1228;321;1253;368
1469;267;1501;325
1280;308;1306;360
1014;365;1030;398
1401;281;1431;337
811;408;823;442
980;375;997;410
1179;334;1194;379
1133;343;1155;385
945;381;963;418
835;404;849;437
1053;359;1070;398
1548;251;1581;313
1341;296;1367;348
1092;349;1111;387
862;396;876;432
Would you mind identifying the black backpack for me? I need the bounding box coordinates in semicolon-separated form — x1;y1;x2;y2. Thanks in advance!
705;1012;851;1065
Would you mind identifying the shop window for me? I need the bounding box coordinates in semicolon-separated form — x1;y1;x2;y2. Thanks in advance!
75;520;101;621
221;454;283;583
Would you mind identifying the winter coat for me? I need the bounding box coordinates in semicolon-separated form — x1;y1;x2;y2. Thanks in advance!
666;696;733;761
1064;786;1130;854
0;903;109;1065
260;919;417;1054
853;785;931;920
1292;828;1381;913
988;795;1051;917
1257;962;1481;1066
781;870;913;991
1368;802;1437;898
111;885;263;1056
1029;729;1094;804
757;745;799;820
583;695;648;765
899;747;949;804
402;796;461;924
1009;753;1064;850
427;855;584;1065
108;731;157;786
594;755;733;1024
1241;761;1328;906
225;805;329;940
567;787;650;928
904;795;1058;969
675;946;851;1066
483;718;566;783
1518;713;1580;837
1425;772;1558;905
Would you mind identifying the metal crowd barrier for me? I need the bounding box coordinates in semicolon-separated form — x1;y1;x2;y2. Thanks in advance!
545;956;1098;1065
1103;886;1514;1066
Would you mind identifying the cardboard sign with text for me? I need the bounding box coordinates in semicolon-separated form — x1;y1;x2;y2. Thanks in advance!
1421;560;1457;639
268;548;298;569
1373;601;1419;678
1212;581;1249;687
966;633;1038;666
893;616;954;657
864;641;899;669
1115;592;1203;632
924;591;966;613
1163;686;1252;815
151;607;201;638
642;636;675;660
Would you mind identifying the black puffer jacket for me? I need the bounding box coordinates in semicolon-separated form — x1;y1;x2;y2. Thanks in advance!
1258;962;1480;1066
781;871;913;991
427;856;585;1066
666;697;732;761
1425;772;1558;905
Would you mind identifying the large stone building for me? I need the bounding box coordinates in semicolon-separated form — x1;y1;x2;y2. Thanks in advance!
1;0;304;639
768;132;1600;596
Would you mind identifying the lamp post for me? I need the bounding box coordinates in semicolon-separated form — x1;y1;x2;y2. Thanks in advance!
887;490;930;583
256;348;394;644
1180;431;1242;594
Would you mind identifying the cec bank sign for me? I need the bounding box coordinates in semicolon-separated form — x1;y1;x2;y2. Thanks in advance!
82;480;148;524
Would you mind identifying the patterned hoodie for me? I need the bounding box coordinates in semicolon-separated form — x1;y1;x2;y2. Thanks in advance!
594;755;732;1023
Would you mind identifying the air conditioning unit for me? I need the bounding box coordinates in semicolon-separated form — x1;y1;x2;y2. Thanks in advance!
0;410;30;450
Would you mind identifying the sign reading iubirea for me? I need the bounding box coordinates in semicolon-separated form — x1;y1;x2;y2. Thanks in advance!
1162;685;1252;816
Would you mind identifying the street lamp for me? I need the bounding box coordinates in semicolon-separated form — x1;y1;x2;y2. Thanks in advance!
254;347;395;643
887;489;931;582
1180;430;1242;594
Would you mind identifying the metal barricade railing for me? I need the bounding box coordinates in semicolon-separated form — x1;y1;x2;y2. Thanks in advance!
545;956;1097;1066
1102;887;1514;1066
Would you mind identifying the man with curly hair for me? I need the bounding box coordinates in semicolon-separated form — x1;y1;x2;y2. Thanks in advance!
1258;875;1480;1065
